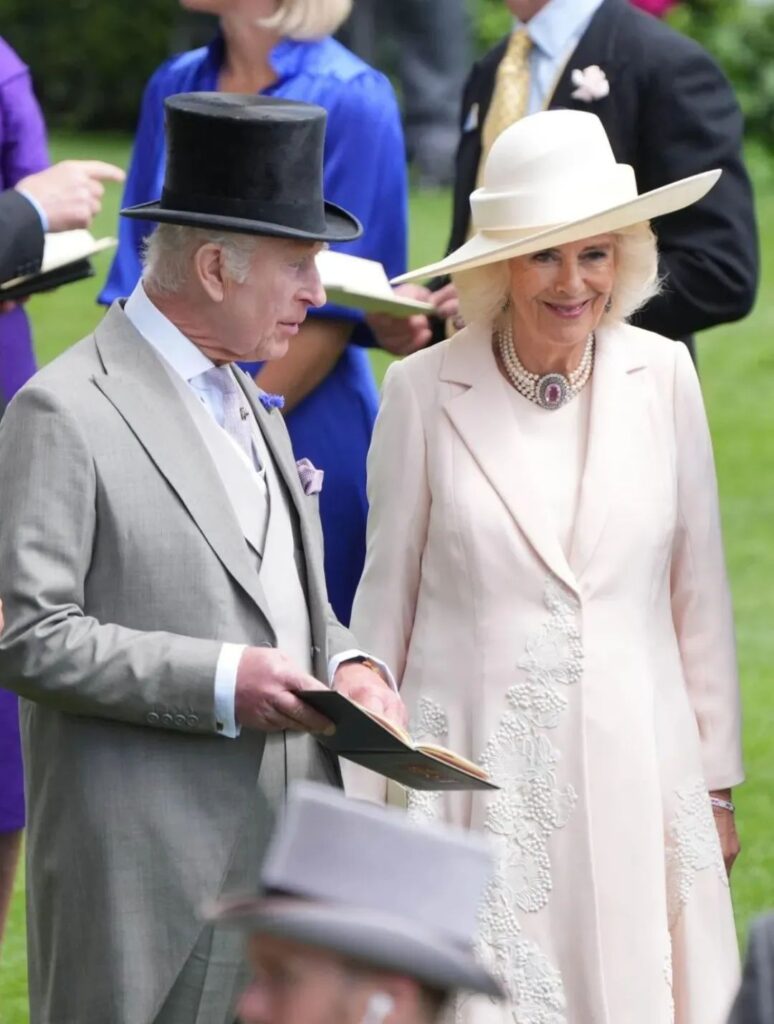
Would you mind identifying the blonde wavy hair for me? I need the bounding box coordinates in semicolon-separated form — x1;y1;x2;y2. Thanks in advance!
259;0;353;40
454;223;661;332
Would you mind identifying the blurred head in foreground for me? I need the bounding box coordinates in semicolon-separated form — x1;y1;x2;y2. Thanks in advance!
211;782;503;1024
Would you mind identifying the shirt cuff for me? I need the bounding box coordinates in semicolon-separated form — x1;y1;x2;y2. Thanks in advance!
215;642;246;738
16;188;48;232
327;649;398;692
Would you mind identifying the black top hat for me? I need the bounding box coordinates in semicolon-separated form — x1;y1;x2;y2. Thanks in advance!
121;93;362;243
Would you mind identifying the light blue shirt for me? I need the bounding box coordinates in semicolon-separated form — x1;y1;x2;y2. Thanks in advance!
123;281;394;737
517;0;606;114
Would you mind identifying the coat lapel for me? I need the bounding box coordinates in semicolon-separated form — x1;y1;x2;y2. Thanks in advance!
441;326;579;595
569;325;649;577
92;304;276;632
546;0;624;111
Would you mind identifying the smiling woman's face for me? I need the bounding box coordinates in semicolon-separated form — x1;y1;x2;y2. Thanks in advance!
507;234;616;350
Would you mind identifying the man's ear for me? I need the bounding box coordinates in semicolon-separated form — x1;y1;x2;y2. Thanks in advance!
194;243;227;303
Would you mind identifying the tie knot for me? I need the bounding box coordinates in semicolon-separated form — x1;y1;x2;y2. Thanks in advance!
505;27;531;65
200;364;239;398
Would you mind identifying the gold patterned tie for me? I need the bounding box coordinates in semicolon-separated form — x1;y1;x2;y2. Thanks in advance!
478;28;532;185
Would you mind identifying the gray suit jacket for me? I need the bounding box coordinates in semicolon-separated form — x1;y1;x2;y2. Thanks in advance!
0;303;357;1024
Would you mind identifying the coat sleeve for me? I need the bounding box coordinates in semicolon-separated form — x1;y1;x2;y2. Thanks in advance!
350;359;431;683
632;38;758;338
0;384;223;732
670;344;743;789
0;188;43;284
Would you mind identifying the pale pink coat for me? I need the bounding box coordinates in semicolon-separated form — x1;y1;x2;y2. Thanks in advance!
348;322;743;1024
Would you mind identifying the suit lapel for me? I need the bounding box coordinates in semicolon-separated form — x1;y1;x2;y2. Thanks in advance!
92;305;276;631
569;326;648;577
441;327;578;595
546;0;624;110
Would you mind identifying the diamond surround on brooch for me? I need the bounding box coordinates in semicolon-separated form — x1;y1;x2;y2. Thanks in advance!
496;320;595;411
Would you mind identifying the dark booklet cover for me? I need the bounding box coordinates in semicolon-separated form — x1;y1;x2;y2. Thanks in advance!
302;690;498;792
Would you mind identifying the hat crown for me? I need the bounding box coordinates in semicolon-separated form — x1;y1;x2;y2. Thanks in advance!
262;783;493;950
473;109;638;233
121;92;361;243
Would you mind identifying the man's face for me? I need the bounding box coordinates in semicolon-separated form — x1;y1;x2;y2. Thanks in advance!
236;935;367;1024
213;237;326;363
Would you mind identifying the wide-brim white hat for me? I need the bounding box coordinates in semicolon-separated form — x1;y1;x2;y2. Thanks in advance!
392;109;720;283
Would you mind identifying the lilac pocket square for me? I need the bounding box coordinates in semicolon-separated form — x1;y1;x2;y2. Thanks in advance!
296;458;324;495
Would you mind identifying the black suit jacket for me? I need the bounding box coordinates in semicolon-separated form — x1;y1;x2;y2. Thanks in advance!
0;188;44;287
444;0;758;341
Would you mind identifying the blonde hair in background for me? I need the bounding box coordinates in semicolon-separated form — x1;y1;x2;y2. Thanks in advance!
259;0;353;40
454;223;661;333
142;224;260;294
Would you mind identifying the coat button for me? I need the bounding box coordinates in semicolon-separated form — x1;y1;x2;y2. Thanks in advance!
186;714;199;727
174;714;186;727
161;713;173;726
147;712;160;725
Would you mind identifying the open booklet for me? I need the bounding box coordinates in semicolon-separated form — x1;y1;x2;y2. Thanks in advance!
0;229;117;301
316;250;435;318
301;690;498;791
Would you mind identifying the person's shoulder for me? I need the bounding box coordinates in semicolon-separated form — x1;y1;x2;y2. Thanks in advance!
383;337;449;400
615;3;718;68
144;43;212;96
607;321;690;387
299;37;384;85
3;339;101;443
0;35;29;88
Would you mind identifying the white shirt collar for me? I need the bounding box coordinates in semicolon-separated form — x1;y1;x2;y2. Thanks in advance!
124;281;214;384
519;0;604;59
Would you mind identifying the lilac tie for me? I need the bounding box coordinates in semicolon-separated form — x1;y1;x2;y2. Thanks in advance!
201;365;255;464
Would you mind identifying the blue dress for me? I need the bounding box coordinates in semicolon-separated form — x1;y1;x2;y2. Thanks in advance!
100;36;408;624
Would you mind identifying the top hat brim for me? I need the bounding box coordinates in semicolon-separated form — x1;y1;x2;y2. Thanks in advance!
210;897;503;999
121;198;362;244
392;169;720;284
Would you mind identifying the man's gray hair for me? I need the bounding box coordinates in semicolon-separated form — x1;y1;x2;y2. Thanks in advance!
454;224;661;331
142;224;260;294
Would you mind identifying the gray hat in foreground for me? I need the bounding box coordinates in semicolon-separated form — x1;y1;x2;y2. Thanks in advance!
211;782;502;998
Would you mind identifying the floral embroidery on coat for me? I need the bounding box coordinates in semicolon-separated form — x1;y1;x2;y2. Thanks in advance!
406;696;449;825
665;777;728;930
445;578;581;1023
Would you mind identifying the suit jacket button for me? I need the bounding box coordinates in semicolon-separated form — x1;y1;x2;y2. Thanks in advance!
161;713;173;726
186;714;199;727
147;712;160;725
174;714;186;727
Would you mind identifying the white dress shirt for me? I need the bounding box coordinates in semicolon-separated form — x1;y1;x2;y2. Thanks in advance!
517;0;605;114
124;282;393;737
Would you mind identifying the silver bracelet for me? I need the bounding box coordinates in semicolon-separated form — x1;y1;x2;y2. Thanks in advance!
710;796;735;813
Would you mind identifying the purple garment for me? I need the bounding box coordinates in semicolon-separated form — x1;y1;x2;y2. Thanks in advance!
0;36;48;406
0;37;48;833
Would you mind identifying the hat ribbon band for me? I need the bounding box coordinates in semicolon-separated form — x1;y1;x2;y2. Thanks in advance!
161;188;328;232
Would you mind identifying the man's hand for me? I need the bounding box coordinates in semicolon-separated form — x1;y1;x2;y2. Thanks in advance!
16;160;126;233
366;282;463;355
366;284;434;355
333;662;408;729
235;647;334;734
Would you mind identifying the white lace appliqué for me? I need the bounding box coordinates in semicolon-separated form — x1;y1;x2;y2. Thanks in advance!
665;777;727;929
454;578;581;1023
405;696;449;825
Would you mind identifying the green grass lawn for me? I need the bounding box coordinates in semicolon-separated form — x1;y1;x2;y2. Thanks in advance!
1;134;773;1021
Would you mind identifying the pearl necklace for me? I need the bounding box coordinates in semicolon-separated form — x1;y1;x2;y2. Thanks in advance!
497;321;595;411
